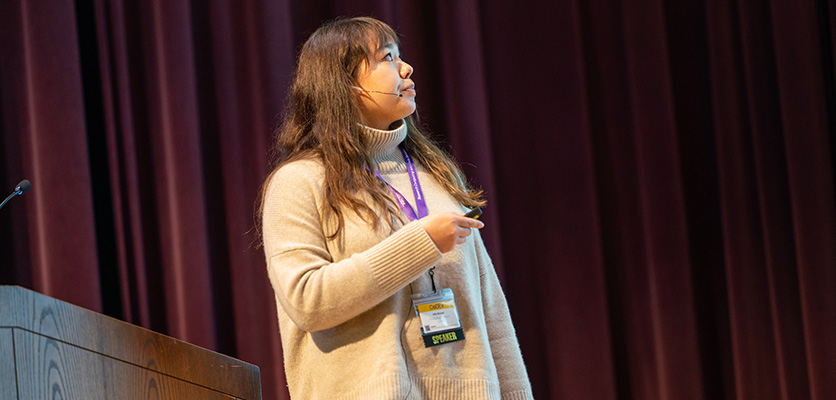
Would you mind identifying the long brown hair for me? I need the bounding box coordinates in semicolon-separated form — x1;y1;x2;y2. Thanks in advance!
256;17;484;243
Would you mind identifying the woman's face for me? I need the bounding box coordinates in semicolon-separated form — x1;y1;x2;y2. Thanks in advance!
354;42;416;130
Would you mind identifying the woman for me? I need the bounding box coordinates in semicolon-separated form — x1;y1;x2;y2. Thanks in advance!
259;16;533;400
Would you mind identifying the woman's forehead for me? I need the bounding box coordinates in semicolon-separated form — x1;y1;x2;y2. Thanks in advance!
371;42;398;53
363;25;398;48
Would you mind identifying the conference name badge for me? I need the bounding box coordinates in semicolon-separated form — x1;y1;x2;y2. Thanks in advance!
411;288;465;347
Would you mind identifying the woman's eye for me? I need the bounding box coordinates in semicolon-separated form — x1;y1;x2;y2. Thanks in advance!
383;53;394;61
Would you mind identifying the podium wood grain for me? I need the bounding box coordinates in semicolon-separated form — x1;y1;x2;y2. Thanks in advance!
1;328;17;399
0;286;261;400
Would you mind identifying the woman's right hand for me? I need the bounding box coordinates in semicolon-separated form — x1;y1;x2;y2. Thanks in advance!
419;212;485;253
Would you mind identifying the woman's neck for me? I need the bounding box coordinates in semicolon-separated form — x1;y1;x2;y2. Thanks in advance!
360;119;408;171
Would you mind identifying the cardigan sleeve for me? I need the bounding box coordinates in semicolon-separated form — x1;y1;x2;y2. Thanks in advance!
474;232;535;400
262;160;443;332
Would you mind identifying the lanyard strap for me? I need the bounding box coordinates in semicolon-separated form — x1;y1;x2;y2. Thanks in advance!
373;147;428;221
373;146;439;292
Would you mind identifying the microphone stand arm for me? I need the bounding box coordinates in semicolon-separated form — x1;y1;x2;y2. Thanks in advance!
0;189;23;211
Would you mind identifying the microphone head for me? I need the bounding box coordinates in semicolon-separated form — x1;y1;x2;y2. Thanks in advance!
15;179;31;194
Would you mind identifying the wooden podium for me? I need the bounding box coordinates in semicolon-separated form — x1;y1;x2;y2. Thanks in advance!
0;285;261;399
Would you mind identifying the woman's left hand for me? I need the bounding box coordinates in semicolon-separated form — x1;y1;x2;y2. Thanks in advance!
419;212;484;253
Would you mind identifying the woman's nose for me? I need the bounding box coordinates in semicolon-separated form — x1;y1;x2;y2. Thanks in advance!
400;61;413;79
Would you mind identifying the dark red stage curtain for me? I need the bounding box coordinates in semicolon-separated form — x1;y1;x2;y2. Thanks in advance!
1;1;834;399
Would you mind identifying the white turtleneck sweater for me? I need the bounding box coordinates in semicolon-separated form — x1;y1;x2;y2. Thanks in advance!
262;121;533;400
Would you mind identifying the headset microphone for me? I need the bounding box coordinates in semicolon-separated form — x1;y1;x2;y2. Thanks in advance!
351;86;403;97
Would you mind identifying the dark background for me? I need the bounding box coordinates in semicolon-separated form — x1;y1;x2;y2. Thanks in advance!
2;0;835;399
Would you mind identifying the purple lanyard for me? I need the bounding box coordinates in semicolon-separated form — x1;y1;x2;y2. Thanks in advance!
373;147;429;221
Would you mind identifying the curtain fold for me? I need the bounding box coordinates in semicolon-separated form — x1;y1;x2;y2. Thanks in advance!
620;0;705;397
89;0;291;397
770;0;836;398
481;1;618;398
2;1;835;399
0;0;101;310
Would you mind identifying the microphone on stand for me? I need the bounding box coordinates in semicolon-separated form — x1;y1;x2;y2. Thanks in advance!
351;86;403;97
0;179;31;211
